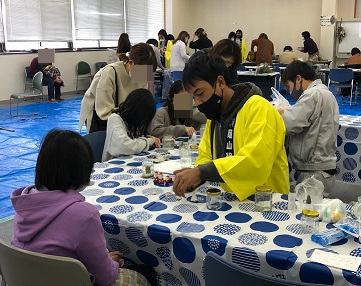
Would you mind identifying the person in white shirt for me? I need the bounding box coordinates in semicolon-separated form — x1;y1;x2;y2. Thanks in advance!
170;31;190;72
102;88;161;162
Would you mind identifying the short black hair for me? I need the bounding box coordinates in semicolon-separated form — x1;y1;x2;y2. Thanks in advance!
182;53;231;90
114;88;156;139
158;29;167;37
146;38;158;47
281;60;316;84
35;129;94;191
351;47;361;56
302;31;311;39
283;45;293;52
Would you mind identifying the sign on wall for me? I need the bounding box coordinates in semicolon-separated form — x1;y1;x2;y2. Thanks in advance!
320;15;336;26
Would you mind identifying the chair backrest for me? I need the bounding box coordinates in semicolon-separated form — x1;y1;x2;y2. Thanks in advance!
77;61;91;75
172;71;183;81
0;239;91;286
83;130;107;163
204;252;318;286
237;65;247;71
25;66;31;78
32;72;43;91
329;68;353;83
95;61;107;72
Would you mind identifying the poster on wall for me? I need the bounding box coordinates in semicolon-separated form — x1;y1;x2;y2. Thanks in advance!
320;15;336;26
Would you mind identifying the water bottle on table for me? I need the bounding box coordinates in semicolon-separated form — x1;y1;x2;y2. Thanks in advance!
179;138;191;167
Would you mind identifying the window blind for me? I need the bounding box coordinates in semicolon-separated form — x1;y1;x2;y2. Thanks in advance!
125;0;164;43
73;0;125;41
4;0;71;41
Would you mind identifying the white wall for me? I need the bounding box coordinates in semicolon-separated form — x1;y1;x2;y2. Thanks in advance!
172;0;322;60
0;50;108;102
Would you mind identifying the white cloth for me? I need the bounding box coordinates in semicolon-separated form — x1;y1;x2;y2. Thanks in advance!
102;114;154;162
170;41;190;72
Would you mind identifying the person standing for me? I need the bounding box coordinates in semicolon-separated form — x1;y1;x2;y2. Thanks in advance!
251;33;274;65
299;31;319;61
279;61;339;197
235;29;247;63
170;31;190;72
189;28;213;51
116;33;131;54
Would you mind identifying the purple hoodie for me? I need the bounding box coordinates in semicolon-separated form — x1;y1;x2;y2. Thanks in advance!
11;186;119;286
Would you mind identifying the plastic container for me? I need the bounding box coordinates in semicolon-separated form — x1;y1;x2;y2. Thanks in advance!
190;145;199;164
311;228;349;246
288;185;297;212
301;209;319;234
335;217;359;237
255;186;272;212
162;135;174;151
206;188;222;210
141;160;154;178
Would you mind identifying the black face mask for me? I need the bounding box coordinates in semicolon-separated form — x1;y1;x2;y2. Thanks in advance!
291;79;303;101
197;87;223;121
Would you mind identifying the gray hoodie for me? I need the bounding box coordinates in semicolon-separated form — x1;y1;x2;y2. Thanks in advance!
282;79;339;171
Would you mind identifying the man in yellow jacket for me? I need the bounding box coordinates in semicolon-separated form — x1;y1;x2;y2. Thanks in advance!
173;54;289;201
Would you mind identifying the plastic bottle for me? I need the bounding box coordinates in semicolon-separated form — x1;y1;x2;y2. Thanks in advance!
311;228;349;246
191;132;197;146
288;186;297;212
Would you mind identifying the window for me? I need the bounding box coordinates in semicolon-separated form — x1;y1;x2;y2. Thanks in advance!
73;0;125;41
125;0;164;44
3;0;72;41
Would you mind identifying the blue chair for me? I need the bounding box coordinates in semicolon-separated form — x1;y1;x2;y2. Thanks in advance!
328;68;354;107
95;61;107;72
237;65;247;71
83;130;107;163
172;71;183;82
204;252;319;286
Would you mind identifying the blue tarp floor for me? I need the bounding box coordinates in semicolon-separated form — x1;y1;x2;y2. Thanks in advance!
0;94;361;220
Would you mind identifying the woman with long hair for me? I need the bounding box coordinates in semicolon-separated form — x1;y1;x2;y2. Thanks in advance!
170;31;190;72
149;80;195;138
79;43;157;133
102;88;161;161
189;28;213;51
116;33;131;54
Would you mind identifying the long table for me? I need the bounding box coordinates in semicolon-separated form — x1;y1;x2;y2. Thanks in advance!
84;151;361;286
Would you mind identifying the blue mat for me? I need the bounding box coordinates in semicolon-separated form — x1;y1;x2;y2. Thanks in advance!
0;94;360;220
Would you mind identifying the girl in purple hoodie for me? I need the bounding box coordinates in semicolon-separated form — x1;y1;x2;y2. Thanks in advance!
11;129;156;286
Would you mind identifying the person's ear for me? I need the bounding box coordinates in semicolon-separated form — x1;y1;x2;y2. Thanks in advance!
216;75;227;90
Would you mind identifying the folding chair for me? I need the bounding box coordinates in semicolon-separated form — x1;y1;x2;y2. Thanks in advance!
76;61;92;91
83;130;107;163
0;239;91;286
10;71;47;118
24;67;33;91
328;68;354;107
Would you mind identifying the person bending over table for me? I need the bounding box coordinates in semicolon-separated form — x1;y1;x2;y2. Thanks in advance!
172;54;289;200
278;61;339;197
102;88;161;162
11;129;157;286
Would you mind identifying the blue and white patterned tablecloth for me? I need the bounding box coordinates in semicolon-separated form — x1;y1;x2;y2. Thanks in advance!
289;115;361;185
83;151;361;286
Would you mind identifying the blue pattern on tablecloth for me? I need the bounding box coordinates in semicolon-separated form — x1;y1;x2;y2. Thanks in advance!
104;167;124;173
96;195;120;203
127;168;142;174
98;181;120;188
109;205;134;214
156;213;182;224
263;211;290;221
108;160;126;165
156;247;174;270
238;233;268;246
159;193;178;202
250;221;279;232
112;174;133;181
173;204;199;213
162;273;182;286
144;202;168;212
273;235;302;248
286;224;307;235
125;195;149;204
266;250;297;270
173;237;196;263
93;162;110;168
177;222;205;233
137;250;159;267
238;203;256;212
193;211;219;221
148;224;171;244
213;224;241;235
225;212;252;223
109;238;131;255
179;267;201;286
186;194;206;203
350;248;361;257
81;188;104;196
114;187;136;195
127;179;148;186
126;227;148;247
91;174;110;180
232;247;260;272
127;162;142;167
126;211;153;222
201;235;227;256
101;214;120;235
273;202;288;211
299;262;334;285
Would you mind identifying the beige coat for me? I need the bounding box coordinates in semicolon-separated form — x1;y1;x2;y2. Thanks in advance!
278;51;299;65
78;62;147;133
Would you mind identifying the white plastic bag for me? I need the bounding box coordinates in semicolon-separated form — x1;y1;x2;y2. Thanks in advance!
270;87;290;111
295;175;324;211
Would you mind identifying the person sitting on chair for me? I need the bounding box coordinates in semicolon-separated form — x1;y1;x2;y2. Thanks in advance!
29;57;64;103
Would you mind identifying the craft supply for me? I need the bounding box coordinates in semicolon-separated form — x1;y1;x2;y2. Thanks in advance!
163;135;175;151
141;160;154;178
311;228;349;246
301;209;319;234
255;186;272;212
206;188;222;210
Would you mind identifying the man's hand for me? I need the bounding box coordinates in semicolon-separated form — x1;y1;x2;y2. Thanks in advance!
173;167;202;197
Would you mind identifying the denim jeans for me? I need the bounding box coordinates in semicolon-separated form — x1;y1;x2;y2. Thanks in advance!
42;76;62;99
